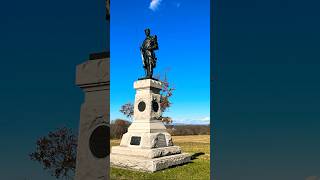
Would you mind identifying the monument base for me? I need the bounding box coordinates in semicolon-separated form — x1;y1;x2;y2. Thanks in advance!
111;146;191;172
110;152;191;172
110;78;191;172
112;146;182;158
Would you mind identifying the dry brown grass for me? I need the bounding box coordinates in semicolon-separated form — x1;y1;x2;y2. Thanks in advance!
110;135;210;147
172;135;210;143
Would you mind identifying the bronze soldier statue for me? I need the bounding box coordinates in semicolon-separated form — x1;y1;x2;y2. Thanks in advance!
140;28;159;79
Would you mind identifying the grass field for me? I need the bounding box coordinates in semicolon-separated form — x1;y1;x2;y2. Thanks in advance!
111;135;210;180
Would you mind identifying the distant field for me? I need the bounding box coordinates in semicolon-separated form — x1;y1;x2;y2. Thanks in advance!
111;135;210;180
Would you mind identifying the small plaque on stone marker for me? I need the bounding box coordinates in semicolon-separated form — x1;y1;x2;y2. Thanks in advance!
152;101;159;112
138;101;146;112
130;136;141;145
89;125;109;158
154;134;166;148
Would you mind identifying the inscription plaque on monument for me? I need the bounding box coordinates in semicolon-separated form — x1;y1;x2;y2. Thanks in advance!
138;101;146;112
154;133;166;148
152;100;159;112
89;125;109;158
130;136;141;145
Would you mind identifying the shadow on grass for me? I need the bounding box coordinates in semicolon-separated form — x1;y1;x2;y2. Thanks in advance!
160;160;195;171
191;152;205;160
159;152;206;171
157;152;206;171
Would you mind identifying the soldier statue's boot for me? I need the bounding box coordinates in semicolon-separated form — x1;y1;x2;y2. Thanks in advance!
145;68;150;79
144;68;148;77
149;64;153;78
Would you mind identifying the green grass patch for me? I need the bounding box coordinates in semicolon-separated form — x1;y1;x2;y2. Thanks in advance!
111;135;210;180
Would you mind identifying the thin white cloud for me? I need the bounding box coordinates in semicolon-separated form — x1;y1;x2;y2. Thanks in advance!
172;116;210;125
200;116;210;122
149;0;162;11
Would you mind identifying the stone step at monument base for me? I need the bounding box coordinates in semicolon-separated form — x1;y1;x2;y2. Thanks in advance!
110;153;191;172
111;146;182;159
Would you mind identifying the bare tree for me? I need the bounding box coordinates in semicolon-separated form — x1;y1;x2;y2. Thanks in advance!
119;102;134;119
29;127;77;179
159;75;175;124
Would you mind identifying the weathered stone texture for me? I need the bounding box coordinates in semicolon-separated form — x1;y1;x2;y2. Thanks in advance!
75;56;110;180
111;153;191;172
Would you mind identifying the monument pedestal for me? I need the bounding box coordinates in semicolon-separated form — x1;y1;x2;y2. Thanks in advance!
111;79;191;172
111;151;190;172
75;53;110;180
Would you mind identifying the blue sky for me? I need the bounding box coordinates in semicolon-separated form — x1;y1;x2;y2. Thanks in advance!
110;0;210;124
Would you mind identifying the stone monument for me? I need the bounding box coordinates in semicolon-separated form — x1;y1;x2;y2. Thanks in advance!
75;52;110;180
110;29;190;172
74;1;110;179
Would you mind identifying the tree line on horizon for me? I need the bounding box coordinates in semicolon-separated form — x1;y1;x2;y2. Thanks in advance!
110;118;210;139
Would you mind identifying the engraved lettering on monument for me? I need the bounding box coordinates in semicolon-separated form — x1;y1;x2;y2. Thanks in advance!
130;136;141;145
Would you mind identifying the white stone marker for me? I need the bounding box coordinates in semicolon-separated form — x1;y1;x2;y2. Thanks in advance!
111;78;190;172
75;53;110;180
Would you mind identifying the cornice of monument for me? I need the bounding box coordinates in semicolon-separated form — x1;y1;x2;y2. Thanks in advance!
76;55;109;89
134;78;162;90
